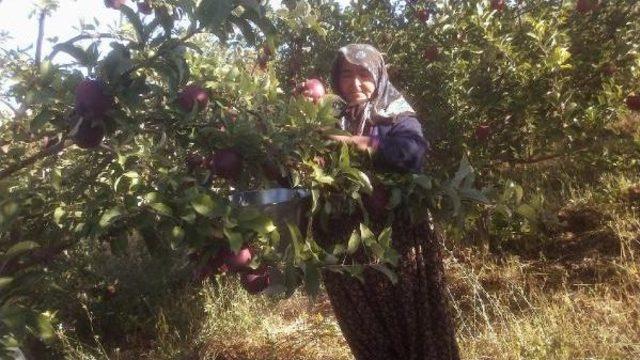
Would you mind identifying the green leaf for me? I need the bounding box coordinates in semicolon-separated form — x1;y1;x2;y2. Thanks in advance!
414;175;432;190
31;109;55;130
302;262;321;298
53;43;91;65
339;142;350;169
191;194;225;217
197;0;235;31
149;202;173;216
311;188;320;212
516;204;537;222
345;169;372;193
346;230;360;255
4;241;40;259
370;264;398;284
344;264;365;283
53;207;66;224
452;155;473;188
332;244;346;255
459;188;490;204
359;223;375;245
240;216;276;234
378;227;392;248
286;222;303;259
223;227;244;252
99;207;123;227
121;5;146;44
37;313;55;341
0;277;13;291
171;226;185;241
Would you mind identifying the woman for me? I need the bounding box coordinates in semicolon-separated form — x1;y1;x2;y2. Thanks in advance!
311;44;461;360
321;43;429;173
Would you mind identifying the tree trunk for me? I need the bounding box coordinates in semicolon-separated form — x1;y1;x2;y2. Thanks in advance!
313;210;460;360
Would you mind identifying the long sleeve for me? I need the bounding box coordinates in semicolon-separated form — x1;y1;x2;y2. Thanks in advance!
371;115;429;173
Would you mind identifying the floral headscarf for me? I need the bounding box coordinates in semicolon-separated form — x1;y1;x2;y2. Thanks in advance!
330;44;416;135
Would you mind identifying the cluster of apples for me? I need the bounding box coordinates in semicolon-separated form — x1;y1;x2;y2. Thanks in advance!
191;245;271;294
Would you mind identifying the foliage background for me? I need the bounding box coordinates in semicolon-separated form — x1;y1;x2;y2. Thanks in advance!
1;0;639;358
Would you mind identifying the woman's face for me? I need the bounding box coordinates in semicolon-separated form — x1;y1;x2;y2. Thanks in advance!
337;60;376;105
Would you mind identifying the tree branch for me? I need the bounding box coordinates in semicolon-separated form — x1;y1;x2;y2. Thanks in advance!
35;10;46;68
0;135;68;180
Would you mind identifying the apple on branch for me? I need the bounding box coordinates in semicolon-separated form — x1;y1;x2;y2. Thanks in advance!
223;246;253;272
205;148;243;181
72;118;106;149
178;85;209;112
75;79;114;118
240;266;271;294
295;78;326;104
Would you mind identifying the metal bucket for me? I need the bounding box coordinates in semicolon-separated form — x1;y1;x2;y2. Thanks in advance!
229;188;311;247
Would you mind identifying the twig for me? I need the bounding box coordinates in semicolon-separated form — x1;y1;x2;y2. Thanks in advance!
35;10;46;68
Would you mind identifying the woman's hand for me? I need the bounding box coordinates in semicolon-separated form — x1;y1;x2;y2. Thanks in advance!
327;134;379;152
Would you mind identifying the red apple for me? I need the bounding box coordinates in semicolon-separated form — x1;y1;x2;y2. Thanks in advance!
475;124;491;141
75;79;114;117
137;1;152;14
362;183;390;219
416;9;429;22
74;118;105;149
208;148;243;181
297;78;326;104
626;94;640;111
224;246;253;272
178;85;209;112
423;46;439;62
576;0;597;13
240;266;271;294
491;0;505;11
105;0;127;9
